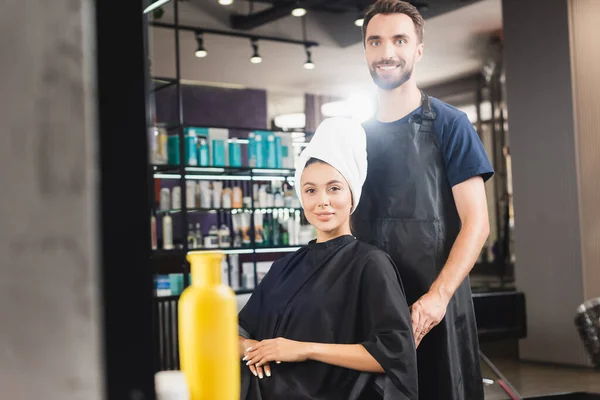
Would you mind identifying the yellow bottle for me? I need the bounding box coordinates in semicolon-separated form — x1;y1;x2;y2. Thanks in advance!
179;252;240;400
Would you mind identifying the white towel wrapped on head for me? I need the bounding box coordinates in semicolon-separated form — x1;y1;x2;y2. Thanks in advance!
294;117;367;214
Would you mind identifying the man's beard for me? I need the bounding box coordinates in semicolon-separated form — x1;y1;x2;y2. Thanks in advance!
369;59;414;91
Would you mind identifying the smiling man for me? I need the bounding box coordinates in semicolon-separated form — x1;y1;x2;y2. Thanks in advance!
351;1;495;399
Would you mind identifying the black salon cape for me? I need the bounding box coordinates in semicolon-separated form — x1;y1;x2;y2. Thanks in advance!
238;235;418;400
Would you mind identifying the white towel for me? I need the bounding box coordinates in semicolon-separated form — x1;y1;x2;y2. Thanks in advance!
294;117;368;214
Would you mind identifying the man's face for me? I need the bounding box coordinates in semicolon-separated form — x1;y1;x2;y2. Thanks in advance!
364;13;423;91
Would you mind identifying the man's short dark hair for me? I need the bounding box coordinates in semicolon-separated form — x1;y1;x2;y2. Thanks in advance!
362;0;425;44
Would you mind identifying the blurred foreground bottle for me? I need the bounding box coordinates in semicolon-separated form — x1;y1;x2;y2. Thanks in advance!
179;252;240;399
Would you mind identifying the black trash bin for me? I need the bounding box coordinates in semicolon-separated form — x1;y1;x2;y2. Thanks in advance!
525;392;600;399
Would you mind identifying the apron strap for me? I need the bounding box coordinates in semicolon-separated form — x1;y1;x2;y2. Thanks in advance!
420;90;436;120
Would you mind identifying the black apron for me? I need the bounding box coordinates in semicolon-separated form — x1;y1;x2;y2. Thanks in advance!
353;92;484;400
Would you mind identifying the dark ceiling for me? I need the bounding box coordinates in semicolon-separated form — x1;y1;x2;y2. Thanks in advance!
231;0;481;30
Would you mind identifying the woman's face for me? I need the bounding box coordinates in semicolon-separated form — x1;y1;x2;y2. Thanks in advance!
300;161;353;239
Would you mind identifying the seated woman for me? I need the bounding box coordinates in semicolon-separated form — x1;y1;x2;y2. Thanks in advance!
238;117;418;400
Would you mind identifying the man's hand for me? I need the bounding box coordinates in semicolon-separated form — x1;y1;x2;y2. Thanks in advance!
410;290;449;347
241;339;271;379
245;337;310;368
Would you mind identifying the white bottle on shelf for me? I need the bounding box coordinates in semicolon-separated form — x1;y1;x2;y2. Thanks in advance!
222;188;232;209
171;186;181;210
258;185;267;208
199;181;212;209
160;187;171;211
212;181;223;209
229;254;240;290
186;180;196;209
163;213;173;250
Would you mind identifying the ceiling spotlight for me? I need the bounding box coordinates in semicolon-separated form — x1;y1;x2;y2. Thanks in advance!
354;17;364;27
195;32;207;58
218;0;234;5
291;7;307;17
303;45;315;70
250;39;262;64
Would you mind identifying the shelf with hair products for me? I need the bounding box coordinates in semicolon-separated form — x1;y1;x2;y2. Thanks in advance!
149;125;314;298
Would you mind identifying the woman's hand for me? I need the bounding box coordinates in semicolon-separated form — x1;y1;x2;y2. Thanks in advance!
242;339;272;379
245;337;310;368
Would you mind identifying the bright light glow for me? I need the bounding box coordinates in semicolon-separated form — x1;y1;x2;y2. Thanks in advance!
321;93;376;123
250;56;262;64
251;176;286;181
291;8;307;17
255;247;301;253
252;169;292;174
186;175;252;181
274;113;306;130
154;173;181;179
303;61;315;70
189;248;253;255
228;138;249;144
290;132;306;139
218;0;234;5
195;49;208;58
144;0;171;14
354;18;364;27
185;167;225;173
154;173;288;182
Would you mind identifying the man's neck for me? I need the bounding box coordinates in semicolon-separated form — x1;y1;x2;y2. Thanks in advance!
376;81;422;123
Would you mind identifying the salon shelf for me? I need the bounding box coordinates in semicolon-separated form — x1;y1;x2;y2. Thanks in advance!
152;247;254;257
152;164;296;178
154;289;256;299
182;123;312;137
152;245;302;258
154;207;302;215
150;111;313;136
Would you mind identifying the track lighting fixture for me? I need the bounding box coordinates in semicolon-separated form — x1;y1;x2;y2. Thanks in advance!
303;45;315;70
354;5;364;27
250;39;262;64
151;21;320;70
194;32;207;58
144;0;172;14
291;7;307;17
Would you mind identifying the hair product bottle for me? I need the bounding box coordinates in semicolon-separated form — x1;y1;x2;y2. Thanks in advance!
178;252;239;400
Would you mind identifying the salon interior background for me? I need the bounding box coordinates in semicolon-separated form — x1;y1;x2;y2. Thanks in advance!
149;0;511;286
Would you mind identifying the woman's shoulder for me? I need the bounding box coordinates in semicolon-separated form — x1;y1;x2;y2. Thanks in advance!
349;241;404;287
351;240;389;257
267;245;309;269
348;240;393;265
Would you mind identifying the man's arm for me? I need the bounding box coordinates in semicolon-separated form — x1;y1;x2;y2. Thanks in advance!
411;175;490;346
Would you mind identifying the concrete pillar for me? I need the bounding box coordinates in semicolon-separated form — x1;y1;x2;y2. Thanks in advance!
502;0;600;366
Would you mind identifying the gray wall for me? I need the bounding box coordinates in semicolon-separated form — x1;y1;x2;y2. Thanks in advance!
503;0;599;365
0;0;104;398
568;0;600;304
